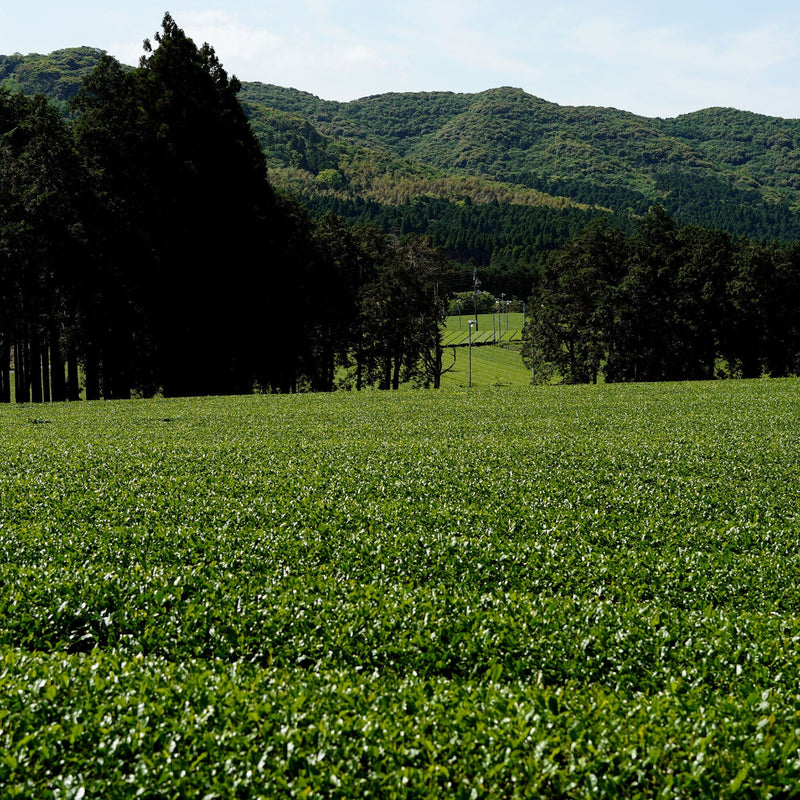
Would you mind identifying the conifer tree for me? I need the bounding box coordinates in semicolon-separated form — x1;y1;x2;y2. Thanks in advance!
73;14;293;397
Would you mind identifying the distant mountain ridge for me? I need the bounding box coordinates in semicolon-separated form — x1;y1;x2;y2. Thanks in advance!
3;47;800;250
241;81;800;234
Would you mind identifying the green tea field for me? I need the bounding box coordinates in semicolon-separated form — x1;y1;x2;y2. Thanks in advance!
442;313;525;347
439;345;531;388
2;380;800;797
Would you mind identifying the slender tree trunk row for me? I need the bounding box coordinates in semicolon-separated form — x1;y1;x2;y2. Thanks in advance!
0;340;10;403
5;332;79;403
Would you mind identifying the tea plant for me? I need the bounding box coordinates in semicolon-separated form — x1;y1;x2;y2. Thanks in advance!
1;380;800;797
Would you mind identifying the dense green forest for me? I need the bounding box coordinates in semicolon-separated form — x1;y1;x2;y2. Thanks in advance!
238;84;800;244
0;16;448;402
5;43;800;287
0;47;106;115
525;209;800;383
3;19;800;400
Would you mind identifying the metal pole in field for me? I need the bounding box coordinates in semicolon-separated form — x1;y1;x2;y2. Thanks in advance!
472;268;480;330
468;320;476;388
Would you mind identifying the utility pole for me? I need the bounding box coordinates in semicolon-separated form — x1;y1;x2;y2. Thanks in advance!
468;320;476;388
472;268;481;330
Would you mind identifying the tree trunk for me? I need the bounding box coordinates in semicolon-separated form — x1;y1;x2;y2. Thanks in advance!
380;356;391;390
104;356;131;400
355;344;364;391
0;340;10;403
391;352;402;391
30;338;43;403
50;328;67;402
324;350;334;392
67;346;81;401
41;343;51;402
84;344;100;400
14;340;29;403
433;341;443;389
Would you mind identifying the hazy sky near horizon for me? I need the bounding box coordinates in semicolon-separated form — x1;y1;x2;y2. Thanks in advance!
2;1;799;119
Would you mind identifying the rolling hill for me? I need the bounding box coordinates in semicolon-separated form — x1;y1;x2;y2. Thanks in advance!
3;46;800;294
240;82;800;238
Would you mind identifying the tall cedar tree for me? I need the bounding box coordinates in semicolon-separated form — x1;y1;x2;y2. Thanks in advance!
137;15;287;396
0;89;85;403
73;14;292;397
527;219;627;384
71;55;157;398
356;232;446;390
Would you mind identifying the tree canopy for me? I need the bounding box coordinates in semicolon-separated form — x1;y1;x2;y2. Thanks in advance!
0;15;448;401
525;206;800;384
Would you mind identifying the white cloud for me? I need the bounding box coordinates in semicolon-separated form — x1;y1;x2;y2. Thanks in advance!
179;12;285;65
558;14;800;117
95;2;800;116
342;44;387;68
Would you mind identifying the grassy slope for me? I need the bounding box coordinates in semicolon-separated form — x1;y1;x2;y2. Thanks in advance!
2;381;800;795
439;313;530;387
439;345;530;388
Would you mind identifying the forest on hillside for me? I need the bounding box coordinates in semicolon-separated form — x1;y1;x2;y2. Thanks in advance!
3;17;800;399
5;43;800;275
239;84;800;244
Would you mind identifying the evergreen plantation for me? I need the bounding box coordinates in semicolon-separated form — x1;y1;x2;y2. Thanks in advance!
0;17;450;401
528;213;800;384
2;15;800;398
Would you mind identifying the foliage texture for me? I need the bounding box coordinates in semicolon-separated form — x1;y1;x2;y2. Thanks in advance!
1;381;800;796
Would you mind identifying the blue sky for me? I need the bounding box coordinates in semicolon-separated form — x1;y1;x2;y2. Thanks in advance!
2;1;799;119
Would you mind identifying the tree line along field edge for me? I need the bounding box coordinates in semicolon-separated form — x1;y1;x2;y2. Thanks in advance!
0;17;452;403
6;18;800;403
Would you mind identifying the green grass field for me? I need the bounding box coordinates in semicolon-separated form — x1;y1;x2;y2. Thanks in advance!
440;311;530;387
443;313;525;347
2;381;800;796
439;343;531;387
